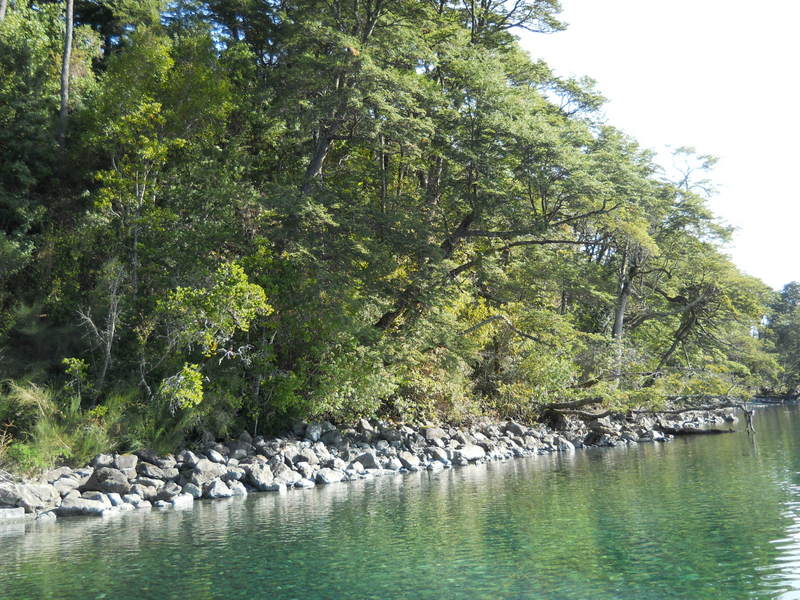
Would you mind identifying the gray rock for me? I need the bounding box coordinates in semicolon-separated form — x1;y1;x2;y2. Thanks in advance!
555;436;575;452
203;479;233;499
348;460;365;473
228;481;248;496
295;478;316;489
385;457;403;471
320;430;343;445
423;427;448;441
504;422;527;437
457;444;486;461
136;462;166;480
122;493;143;507
398;451;421;469
315;468;345;484
206;448;226;464
272;463;302;485
161;467;180;481
177;449;200;467
380;427;403;442
36;510;57;521
15;484;61;513
153;500;171;508
81;491;112;508
43;466;73;484
182;483;203;499
305;422;322;442
170;494;195;509
358;418;376;434
137;501;152;510
428;447;449;463
113;454;138;471
156;455;177;469
243;463;275;491
129;484;158;500
355;452;381;470
295;461;315;480
292;447;320;466
156;481;182;500
190;459;227;486
53;477;81;498
92;453;115;468
83;467;132;495
56;496;108;517
222;466;245;482
133;477;164;490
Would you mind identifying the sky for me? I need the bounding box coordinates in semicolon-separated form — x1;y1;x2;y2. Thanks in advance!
520;0;800;290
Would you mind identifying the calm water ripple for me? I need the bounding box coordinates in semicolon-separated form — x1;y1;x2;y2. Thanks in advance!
7;406;800;599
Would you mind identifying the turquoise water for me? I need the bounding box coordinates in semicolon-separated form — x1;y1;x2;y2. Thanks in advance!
4;405;800;599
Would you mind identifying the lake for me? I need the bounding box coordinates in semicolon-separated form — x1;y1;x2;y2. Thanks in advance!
3;404;800;599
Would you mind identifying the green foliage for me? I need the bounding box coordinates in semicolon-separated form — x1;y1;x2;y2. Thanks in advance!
0;0;786;466
160;262;270;357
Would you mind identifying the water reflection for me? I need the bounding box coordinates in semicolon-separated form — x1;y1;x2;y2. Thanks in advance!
4;407;800;599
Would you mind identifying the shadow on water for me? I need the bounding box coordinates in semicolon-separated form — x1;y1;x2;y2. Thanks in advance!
5;406;800;599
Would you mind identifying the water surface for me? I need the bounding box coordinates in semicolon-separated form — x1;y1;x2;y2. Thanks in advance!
4;405;800;599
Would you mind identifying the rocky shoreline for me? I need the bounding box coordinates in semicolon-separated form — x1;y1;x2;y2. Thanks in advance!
0;408;739;524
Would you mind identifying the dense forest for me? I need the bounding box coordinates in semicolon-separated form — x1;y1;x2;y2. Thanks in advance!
1;0;798;472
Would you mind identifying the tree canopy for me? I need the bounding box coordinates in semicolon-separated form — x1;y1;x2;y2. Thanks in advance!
0;0;790;468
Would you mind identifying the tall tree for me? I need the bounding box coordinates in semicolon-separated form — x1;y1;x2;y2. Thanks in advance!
59;0;74;146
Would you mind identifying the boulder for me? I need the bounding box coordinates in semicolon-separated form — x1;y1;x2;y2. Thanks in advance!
113;454;138;471
228;481;248;496
380;427;403;442
129;484;158;500
457;444;486;462
182;483;203;499
136;462;165;480
156;481;182;501
292;447;320;466
132;477;164;490
315;468;345;484
170;494;195;509
320;430;343;446
91;454;115;468
190;459;227;487
385;457;403;471
555;436;575;452
206;448;226;464
83;467;132;495
203;479;233;499
43;466;73;484
272;463;302;485
243;463;274;491
504;422;527;437
305;422;322;442
81;491;112;508
156;455;177;469
122;493;144;507
295;462;315;480
398;451;421;469
355;452;381;470
422;427;448;442
177;449;200;467
222;467;245;483
56;496;108;517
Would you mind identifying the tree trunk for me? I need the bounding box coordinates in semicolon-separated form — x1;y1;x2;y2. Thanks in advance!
59;0;74;147
0;0;8;23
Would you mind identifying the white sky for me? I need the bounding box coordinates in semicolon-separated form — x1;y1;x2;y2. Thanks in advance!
520;0;800;290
